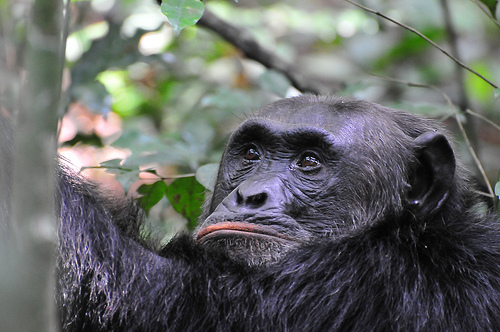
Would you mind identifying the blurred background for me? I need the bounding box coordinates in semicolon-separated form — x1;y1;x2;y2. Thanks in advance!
1;1;498;328
3;0;500;235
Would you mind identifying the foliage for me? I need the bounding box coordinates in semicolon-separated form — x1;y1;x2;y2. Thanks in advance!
58;0;500;234
138;177;204;230
165;177;205;230
479;0;498;18
161;0;205;35
496;178;500;211
138;180;168;211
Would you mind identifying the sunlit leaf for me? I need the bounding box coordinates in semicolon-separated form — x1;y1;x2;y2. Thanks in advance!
166;177;205;230
161;0;205;36
464;62;494;103
115;170;143;193
495;180;500;212
196;163;219;191
99;158;124;168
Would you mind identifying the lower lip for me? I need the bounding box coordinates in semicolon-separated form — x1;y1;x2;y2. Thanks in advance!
196;222;294;242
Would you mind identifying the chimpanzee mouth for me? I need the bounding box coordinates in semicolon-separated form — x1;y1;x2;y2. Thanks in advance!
195;221;297;243
195;214;305;266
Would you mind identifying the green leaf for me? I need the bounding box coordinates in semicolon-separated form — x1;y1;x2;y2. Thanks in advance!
161;0;205;36
166;177;205;230
479;0;498;19
99;158;124;168
115;169;142;193
495;180;500;212
464;62;495;103
196;163;219;191
138;181;168;212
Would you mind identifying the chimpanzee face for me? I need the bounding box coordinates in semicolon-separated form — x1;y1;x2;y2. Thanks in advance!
194;97;454;266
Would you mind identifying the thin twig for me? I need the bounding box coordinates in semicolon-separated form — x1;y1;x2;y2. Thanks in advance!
345;0;499;89
449;106;494;198
373;74;494;198
470;0;500;29
465;109;500;132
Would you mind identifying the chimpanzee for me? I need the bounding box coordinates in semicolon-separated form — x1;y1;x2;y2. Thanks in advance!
57;95;500;331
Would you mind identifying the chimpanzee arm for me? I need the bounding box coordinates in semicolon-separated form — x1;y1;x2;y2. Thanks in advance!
55;168;220;331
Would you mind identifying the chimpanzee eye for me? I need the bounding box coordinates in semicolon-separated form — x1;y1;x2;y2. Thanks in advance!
297;154;320;169
244;145;261;161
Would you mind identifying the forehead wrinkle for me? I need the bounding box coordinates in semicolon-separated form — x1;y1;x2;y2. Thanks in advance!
261;115;367;151
229;120;278;145
241;117;338;137
238;100;389;152
281;127;338;151
235;118;343;154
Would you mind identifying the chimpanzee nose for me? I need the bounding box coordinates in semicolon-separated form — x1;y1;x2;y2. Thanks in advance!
236;184;268;209
220;176;287;213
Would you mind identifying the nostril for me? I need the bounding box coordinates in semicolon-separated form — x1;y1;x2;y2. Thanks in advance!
246;192;268;208
226;177;286;213
236;190;244;205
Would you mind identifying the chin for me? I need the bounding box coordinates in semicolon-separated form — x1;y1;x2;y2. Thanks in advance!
195;220;300;267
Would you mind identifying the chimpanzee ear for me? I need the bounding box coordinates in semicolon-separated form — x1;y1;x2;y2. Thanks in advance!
406;131;456;216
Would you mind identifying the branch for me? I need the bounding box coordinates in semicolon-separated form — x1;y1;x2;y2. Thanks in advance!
157;0;330;94
197;9;332;95
465;109;500;132
345;0;499;89
471;0;500;30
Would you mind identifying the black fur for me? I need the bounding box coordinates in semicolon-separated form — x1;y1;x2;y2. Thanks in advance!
57;96;500;331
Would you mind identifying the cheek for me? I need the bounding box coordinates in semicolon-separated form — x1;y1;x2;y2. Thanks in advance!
208;172;234;212
285;175;337;213
297;172;359;216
